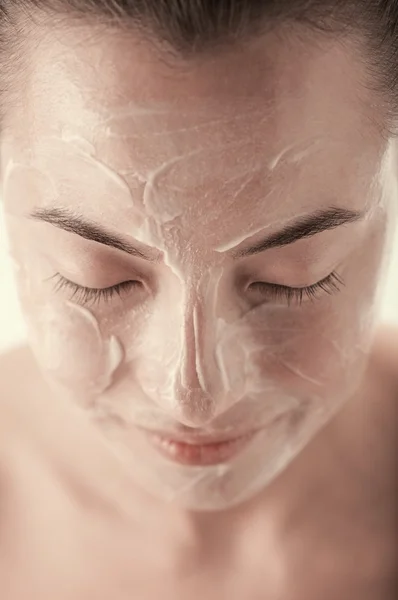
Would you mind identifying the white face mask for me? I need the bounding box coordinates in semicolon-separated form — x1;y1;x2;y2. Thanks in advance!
1;26;396;510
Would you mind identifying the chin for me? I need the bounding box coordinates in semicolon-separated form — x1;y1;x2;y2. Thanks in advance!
118;411;331;512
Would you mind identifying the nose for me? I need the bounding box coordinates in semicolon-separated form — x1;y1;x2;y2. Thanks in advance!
180;300;208;393
174;297;220;426
139;280;240;428
162;272;243;427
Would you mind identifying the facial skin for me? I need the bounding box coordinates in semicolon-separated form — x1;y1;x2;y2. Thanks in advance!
1;24;396;510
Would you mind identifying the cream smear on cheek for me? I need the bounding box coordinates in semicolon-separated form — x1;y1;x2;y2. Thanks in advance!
29;301;124;397
2;113;395;510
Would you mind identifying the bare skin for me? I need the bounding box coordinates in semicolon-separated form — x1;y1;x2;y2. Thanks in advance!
0;324;397;599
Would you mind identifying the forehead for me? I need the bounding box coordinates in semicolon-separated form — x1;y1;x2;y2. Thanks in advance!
20;24;374;135
17;23;377;121
3;24;386;248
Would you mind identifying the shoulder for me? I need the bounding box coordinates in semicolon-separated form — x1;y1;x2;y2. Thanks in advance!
327;322;398;489
372;321;398;364
368;322;398;398
0;345;37;392
351;321;398;481
0;345;43;436
361;321;398;430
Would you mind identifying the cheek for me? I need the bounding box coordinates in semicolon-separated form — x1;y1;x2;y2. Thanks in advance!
21;297;124;399
243;229;387;404
246;303;372;404
217;286;376;414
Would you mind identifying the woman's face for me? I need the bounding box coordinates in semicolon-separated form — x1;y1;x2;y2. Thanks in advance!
1;25;396;510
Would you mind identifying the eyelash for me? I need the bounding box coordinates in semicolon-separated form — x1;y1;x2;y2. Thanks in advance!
51;274;142;306
51;271;344;307
248;271;344;305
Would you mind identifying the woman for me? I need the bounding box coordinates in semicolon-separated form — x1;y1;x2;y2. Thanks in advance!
0;0;397;597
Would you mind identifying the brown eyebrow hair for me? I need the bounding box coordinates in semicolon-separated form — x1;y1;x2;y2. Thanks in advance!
29;207;161;262
29;205;363;260
231;207;364;258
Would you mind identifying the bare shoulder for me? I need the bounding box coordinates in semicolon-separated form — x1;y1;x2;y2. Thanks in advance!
0;346;44;434
369;322;398;397
354;322;398;478
323;322;398;487
0;345;38;394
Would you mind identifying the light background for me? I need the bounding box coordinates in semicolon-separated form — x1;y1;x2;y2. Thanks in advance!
0;212;397;353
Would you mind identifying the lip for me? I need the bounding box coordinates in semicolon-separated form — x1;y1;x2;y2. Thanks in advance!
141;429;258;466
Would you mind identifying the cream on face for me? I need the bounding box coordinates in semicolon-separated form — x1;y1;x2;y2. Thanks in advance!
1;26;396;510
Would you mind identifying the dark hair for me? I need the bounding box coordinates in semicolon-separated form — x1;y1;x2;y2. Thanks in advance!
1;1;398;131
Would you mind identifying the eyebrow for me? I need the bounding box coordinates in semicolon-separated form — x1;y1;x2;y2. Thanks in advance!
30;205;364;261
29;207;161;262
231;207;364;258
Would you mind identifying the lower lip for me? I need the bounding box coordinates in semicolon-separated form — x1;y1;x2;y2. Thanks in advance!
143;431;257;466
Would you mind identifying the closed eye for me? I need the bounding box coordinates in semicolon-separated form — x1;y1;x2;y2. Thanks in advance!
50;273;143;306
248;271;344;305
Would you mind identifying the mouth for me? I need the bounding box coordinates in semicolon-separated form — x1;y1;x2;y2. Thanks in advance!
139;428;258;466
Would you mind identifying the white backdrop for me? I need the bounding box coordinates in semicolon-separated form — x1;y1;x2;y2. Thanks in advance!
1;215;397;353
